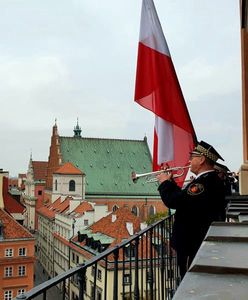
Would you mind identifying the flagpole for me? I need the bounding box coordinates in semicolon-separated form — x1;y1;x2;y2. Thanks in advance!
239;0;248;195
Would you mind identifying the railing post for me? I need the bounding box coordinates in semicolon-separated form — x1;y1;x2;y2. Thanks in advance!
160;221;165;300
168;211;176;298
134;237;140;300
113;248;119;300
77;264;86;300
149;228;154;300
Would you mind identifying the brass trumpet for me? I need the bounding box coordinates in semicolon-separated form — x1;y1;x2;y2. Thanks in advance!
131;165;190;183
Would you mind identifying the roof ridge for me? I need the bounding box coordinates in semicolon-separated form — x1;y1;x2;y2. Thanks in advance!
60;136;146;143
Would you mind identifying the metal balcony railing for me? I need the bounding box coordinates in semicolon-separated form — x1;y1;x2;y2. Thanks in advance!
16;213;179;300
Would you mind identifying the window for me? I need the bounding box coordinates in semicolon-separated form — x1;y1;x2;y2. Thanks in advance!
97;269;102;281
18;265;26;276
55;180;58;191
5;248;13;257
91;265;96;276
112;205;119;212
146;271;153;283
96;289;102;300
91;266;102;281
84;219;89;226
19;248;26;256
38;190;42;195
72;291;79;300
131;205;139;216
167;269;174;279
125;244;135;258
123;273;132;285
5;267;13;277
4;290;12;300
149;205;155;216
18;289;25;296
69;180;75;191
72;274;79;286
91;287;102;300
76;255;79;264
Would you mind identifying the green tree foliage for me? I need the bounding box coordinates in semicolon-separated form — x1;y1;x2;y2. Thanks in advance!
146;211;168;225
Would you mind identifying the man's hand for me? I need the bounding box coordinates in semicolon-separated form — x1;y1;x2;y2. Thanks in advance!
156;170;173;183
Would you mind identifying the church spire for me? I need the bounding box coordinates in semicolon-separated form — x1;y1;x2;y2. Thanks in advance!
53;118;59;136
73;118;82;137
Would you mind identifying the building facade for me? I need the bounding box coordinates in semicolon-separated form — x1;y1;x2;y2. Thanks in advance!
22;157;48;231
0;173;35;300
44;121;165;220
68;207;168;300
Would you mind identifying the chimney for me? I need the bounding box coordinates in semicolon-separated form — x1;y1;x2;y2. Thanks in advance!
126;222;134;236
112;214;117;222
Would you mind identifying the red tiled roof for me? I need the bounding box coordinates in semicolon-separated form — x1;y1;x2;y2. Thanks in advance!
0;208;33;239
90;207;141;243
72;201;94;216
3;177;25;213
54;162;83;175
37;196;70;219
32;161;48;181
71;208;152;263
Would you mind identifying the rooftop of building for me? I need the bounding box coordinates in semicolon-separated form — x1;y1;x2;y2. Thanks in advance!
0;208;33;240
59;133;159;197
3;177;25;214
32;161;48;181
37;196;70;219
73;207;142;246
70;207;151;263
71;201;94;215
54;162;83;175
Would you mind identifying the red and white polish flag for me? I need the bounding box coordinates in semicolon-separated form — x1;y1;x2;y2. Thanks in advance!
134;0;196;177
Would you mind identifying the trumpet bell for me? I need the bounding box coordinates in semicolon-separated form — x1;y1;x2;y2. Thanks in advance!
131;171;138;183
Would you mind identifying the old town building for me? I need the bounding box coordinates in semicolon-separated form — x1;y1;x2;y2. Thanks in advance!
37;194;109;279
44;121;165;220
69;207;152;300
0;173;35;300
22;157;48;231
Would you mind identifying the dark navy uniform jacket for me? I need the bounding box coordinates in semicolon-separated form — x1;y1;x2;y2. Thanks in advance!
158;171;226;256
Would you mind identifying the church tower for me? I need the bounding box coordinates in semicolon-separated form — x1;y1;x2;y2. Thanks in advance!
73;118;82;138
45;120;62;200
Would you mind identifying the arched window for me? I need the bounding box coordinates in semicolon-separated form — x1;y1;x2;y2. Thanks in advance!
55;180;58;191
112;205;119;212
149;205;155;216
131;205;139;216
69;180;76;192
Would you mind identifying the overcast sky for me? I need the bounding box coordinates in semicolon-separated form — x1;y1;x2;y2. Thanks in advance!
0;0;242;177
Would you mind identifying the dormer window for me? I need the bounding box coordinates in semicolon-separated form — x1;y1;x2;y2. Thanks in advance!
69;180;75;192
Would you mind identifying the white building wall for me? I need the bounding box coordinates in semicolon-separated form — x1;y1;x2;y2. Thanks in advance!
52;174;83;202
93;204;110;222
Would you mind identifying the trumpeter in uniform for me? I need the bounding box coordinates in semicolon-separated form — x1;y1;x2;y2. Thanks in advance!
156;141;226;279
